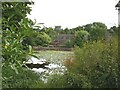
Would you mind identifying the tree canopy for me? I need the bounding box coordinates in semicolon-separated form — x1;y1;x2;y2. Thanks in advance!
2;1;35;72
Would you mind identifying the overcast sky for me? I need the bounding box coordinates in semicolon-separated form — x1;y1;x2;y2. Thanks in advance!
27;0;118;29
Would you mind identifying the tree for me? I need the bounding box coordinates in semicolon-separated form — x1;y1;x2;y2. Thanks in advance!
83;24;93;32
35;32;52;46
83;22;107;41
2;1;34;72
45;27;57;40
74;30;89;47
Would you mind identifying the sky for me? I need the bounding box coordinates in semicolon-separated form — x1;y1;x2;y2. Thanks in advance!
27;0;119;29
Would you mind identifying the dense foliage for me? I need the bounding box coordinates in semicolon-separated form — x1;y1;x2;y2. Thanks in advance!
23;31;52;46
72;38;119;88
45;31;119;88
2;1;119;88
74;30;89;47
2;66;45;88
2;2;35;72
39;22;108;48
2;1;44;88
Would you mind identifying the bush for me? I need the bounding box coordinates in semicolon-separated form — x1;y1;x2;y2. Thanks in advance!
45;71;91;88
74;30;89;47
64;40;74;48
2;66;46;88
35;32;52;46
71;38;119;88
23;32;52;46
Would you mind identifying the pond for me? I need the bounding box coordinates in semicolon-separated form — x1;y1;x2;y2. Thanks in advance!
27;50;74;83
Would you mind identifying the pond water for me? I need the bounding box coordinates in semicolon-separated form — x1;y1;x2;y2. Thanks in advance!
27;51;74;82
26;57;67;74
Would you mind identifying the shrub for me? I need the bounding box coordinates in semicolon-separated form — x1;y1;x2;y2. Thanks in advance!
74;30;89;47
71;37;119;88
64;40;74;48
2;66;45;88
46;71;91;88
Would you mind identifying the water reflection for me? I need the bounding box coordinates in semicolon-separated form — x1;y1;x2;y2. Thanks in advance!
26;57;67;74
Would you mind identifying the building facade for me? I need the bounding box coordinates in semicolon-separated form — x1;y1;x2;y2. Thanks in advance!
55;26;61;31
116;1;120;26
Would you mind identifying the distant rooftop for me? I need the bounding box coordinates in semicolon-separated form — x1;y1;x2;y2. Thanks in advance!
55;26;62;30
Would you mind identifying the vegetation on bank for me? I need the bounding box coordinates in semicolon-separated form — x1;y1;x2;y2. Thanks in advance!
40;36;119;88
3;36;119;88
2;1;120;88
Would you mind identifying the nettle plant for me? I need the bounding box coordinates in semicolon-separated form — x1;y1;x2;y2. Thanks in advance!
2;2;35;73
